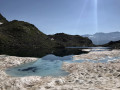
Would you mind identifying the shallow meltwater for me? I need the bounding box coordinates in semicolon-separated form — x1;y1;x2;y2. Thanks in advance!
6;55;120;77
6;47;119;77
6;55;73;77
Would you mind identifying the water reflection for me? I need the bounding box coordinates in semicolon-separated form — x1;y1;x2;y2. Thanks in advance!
0;48;88;58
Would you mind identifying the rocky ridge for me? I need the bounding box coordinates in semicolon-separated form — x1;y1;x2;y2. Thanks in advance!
48;33;94;47
103;40;120;49
82;32;120;45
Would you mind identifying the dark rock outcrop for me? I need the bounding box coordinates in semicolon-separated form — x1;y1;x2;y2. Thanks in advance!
51;48;88;57
48;33;94;47
103;40;120;49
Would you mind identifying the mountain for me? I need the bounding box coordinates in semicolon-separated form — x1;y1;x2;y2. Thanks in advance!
0;14;58;55
82;32;120;45
0;20;57;49
0;13;8;24
0;13;94;56
103;40;120;49
48;33;94;47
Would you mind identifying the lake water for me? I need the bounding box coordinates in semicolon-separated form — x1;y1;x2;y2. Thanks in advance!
6;47;117;77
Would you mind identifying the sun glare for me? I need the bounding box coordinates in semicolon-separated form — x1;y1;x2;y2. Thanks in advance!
94;0;98;32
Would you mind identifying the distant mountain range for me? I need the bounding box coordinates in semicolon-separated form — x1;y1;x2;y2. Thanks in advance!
82;32;120;45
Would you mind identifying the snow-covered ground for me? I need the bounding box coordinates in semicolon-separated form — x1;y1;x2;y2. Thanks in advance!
73;50;120;60
0;50;120;90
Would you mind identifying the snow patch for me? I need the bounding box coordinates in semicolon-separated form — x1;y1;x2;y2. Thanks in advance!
0;22;3;25
51;38;54;41
89;35;94;38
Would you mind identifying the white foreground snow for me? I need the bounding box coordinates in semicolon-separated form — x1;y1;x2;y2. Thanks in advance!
0;50;120;90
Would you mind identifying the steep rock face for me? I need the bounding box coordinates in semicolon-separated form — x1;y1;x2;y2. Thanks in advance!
0;14;8;24
103;40;120;49
48;33;94;47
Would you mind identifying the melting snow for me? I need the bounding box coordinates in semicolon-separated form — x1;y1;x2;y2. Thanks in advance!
0;22;3;25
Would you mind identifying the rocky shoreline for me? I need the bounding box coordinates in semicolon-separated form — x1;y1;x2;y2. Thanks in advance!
0;50;120;90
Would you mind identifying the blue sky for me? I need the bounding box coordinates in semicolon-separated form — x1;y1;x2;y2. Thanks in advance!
0;0;120;35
